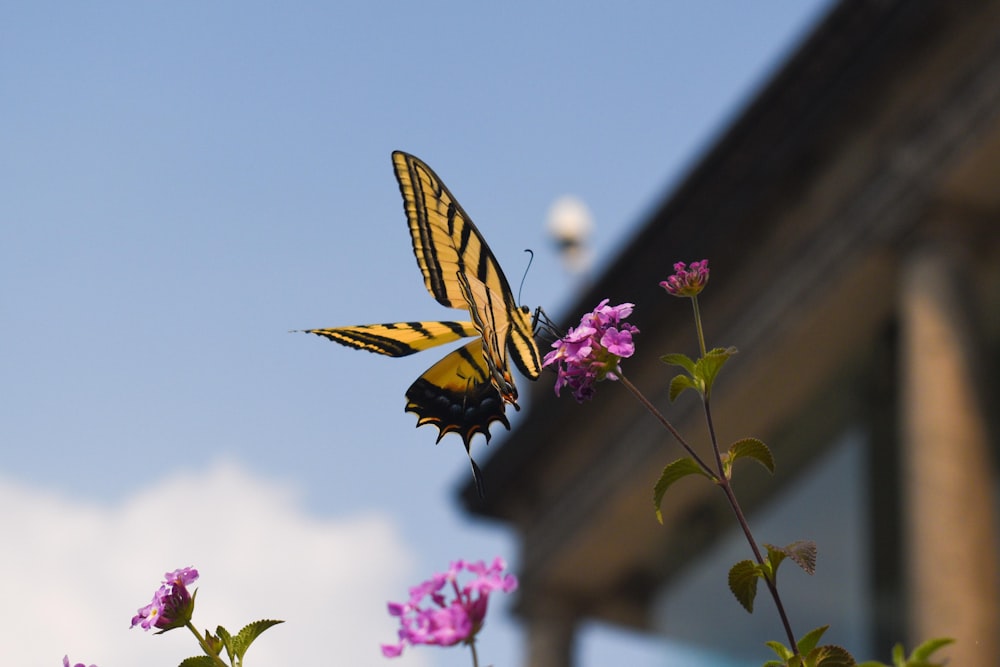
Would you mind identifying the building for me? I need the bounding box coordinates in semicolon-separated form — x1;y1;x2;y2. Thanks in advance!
462;1;1000;664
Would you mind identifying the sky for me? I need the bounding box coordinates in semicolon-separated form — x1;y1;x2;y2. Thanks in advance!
2;2;834;666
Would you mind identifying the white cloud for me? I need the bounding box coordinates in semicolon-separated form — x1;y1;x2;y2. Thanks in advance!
0;462;427;667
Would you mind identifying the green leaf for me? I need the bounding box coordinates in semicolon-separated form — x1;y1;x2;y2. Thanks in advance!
232;619;285;660
660;352;696;374
179;658;216;667
908;637;954;662
809;644;856;667
765;640;795;661
763;541;817;581
859;637;954;667
215;625;235;663
696;346;737;396
202;628;224;657
653;457;711;523
668;373;699;402
724;437;775;478
728;559;760;613
763;543;785;582
796;626;829;656
782;540;818;575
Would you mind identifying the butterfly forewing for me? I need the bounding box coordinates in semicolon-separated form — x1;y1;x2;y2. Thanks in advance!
507;305;542;380
392;151;515;311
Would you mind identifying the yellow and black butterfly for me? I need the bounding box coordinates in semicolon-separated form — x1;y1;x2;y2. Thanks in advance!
304;151;542;495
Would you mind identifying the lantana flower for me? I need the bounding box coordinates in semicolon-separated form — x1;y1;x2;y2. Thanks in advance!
382;557;518;658
659;260;709;297
542;299;639;402
63;657;97;667
130;567;199;632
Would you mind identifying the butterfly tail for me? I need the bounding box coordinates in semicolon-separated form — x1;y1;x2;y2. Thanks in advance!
469;455;486;500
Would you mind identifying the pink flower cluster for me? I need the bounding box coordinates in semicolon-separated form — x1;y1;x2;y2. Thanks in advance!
543;299;639;402
381;557;518;658
659;260;709;297
63;657;97;667
130;567;199;632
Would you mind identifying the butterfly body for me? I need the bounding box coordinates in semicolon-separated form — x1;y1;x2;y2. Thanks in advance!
304;152;541;495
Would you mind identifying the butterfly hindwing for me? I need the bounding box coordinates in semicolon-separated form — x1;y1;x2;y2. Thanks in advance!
404;339;510;444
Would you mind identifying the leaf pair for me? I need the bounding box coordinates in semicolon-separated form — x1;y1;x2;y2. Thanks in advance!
653;438;773;523
856;638;955;667
763;628;954;667
728;541;817;614
180;620;283;667
662;346;737;401
763;625;854;666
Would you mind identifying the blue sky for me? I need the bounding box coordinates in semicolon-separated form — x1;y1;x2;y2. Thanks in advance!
2;2;833;665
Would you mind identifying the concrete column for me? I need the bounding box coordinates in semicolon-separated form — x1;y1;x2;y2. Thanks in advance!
899;241;999;664
524;596;576;667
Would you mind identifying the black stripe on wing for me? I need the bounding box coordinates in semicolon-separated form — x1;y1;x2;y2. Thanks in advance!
392;151;516;311
506;306;543;380
304;321;476;357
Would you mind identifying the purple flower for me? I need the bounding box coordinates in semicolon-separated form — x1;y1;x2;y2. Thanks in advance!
381;557;518;658
543;299;639;402
130;567;199;632
659;260;709;297
63;657;97;667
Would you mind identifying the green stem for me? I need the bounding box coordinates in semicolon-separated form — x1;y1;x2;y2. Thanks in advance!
702;400;798;655
186;621;231;667
469;638;480;667
691;296;707;357
690;291;796;652
618;371;799;656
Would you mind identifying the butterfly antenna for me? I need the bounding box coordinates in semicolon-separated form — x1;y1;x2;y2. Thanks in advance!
517;249;535;305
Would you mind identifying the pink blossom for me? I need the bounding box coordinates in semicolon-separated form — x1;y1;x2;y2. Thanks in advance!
63;657;98;667
543;299;639;402
381;557;518;658
130;567;199;632
660;260;709;297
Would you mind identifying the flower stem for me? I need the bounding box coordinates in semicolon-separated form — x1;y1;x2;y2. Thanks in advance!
691;296;707;357
469;638;480;667
619;373;799;656
618;373;715;478
702;400;798;655
186;621;231;667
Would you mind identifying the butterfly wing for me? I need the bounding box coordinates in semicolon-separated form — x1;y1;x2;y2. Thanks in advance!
405;339;509;444
405;338;509;497
392;150;542;381
457;271;518;405
304;321;478;357
392;151;517;309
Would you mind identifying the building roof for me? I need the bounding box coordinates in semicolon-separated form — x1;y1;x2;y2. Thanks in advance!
461;0;1000;632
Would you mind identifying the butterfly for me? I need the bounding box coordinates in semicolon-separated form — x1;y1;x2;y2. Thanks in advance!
304;151;542;496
